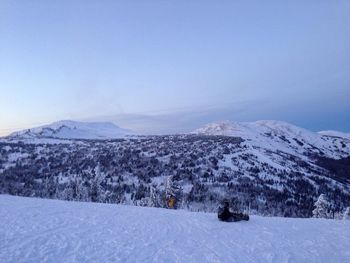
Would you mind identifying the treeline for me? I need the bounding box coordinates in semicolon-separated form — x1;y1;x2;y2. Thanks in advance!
0;135;349;217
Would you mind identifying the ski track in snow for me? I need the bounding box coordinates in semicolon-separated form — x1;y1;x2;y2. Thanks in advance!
1;195;349;263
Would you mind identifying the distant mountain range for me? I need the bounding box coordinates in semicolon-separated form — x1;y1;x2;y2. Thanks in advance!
5;119;350;143
1;119;349;217
7;120;133;140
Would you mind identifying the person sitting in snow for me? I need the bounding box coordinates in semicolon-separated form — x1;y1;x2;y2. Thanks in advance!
218;200;249;222
218;201;232;221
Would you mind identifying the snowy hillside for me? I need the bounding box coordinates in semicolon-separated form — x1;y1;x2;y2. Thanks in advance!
193;120;350;159
1;195;349;263
319;130;350;140
1;129;350;217
7;120;133;140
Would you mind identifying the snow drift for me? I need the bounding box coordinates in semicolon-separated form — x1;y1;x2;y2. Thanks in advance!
1;195;349;263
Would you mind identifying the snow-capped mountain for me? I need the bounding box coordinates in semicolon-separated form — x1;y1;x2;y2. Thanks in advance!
8;120;133;140
193;120;350;159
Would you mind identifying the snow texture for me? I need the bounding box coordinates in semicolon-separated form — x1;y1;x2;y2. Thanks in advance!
1;195;349;263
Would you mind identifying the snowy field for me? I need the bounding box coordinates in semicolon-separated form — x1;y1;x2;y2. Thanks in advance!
1;195;349;263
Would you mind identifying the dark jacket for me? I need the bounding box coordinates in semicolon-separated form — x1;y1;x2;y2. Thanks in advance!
218;204;232;221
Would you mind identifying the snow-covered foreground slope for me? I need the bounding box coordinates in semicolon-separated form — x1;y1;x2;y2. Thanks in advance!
1;195;349;263
7;120;133;140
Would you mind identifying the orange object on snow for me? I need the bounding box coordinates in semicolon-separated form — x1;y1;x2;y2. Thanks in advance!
167;196;176;209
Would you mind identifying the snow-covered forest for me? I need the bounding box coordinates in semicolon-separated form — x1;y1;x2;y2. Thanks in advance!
1;133;349;218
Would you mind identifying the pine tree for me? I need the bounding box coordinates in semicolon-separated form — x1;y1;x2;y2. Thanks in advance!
89;179;102;202
312;194;329;219
77;180;89;202
42;176;56;199
165;176;179;198
150;185;160;207
61;181;75;201
89;163;105;203
343;207;350;220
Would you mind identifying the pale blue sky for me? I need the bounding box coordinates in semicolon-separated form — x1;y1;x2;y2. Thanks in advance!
1;0;349;135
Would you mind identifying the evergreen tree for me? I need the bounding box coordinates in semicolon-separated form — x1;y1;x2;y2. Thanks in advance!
150;185;161;207
61;181;75;201
89;163;105;202
89;179;102;202
312;194;329;219
42;176;56;198
77;180;89;202
139;185;162;207
165;176;179;198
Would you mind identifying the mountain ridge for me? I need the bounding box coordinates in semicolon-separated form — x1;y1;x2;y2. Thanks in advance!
1;119;349;217
193;120;350;159
7;120;133;140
